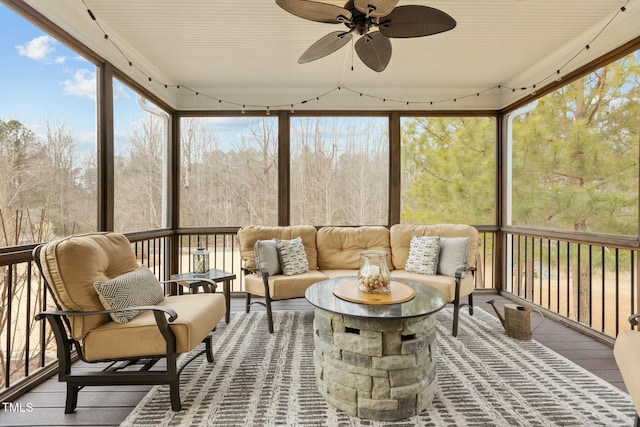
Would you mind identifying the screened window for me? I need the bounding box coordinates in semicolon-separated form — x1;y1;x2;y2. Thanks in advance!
179;116;278;226
290;117;389;226
113;79;168;232
0;5;98;245
508;50;640;236
400;116;496;225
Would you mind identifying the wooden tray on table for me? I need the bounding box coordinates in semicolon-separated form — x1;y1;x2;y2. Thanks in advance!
332;280;415;305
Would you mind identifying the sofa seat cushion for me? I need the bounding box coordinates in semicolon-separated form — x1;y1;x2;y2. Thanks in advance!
316;226;392;270
245;270;329;300
319;269;358;279
390;270;474;302
238;225;318;271
614;330;640;416
82;293;225;361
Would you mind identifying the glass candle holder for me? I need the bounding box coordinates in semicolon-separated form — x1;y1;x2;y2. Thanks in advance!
357;250;391;293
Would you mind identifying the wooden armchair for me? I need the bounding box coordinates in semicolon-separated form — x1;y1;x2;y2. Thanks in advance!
33;232;226;413
613;313;640;427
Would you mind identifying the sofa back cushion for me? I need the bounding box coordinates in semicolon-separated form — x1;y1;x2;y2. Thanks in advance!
316;226;393;270
390;224;479;271
37;232;140;340
237;225;318;271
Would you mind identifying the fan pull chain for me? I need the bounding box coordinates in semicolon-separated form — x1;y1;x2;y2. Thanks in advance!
351;37;354;71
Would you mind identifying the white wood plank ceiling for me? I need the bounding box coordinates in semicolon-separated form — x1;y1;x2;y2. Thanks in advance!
24;0;640;111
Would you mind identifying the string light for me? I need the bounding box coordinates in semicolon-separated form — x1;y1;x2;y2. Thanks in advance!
80;0;631;111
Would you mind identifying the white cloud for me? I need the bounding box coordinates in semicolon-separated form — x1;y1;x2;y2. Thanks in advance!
113;83;132;101
54;56;66;64
61;69;97;100
16;35;56;60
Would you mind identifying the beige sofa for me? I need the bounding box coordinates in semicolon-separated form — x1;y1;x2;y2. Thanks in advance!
238;224;479;336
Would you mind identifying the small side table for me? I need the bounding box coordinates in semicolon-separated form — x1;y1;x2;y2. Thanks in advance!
171;269;235;323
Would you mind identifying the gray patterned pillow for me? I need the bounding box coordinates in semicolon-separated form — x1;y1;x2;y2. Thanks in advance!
94;265;165;324
438;237;470;277
405;235;440;275
254;239;282;277
277;237;309;276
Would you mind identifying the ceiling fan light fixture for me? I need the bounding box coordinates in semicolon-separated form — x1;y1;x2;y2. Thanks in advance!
276;0;456;72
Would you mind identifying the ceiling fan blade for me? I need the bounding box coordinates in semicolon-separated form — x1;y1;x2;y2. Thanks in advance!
353;0;399;18
276;0;352;24
299;31;353;63
378;6;456;38
355;31;392;72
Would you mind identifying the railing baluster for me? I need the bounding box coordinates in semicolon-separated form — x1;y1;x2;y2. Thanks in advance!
566;242;570;318
5;265;13;388
601;246;606;333
615;248;620;336
632;250;636;316
25;262;32;378
556;240;560;314
40;276;47;368
547;239;551;309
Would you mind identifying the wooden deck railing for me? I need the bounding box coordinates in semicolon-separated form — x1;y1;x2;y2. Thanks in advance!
502;227;639;341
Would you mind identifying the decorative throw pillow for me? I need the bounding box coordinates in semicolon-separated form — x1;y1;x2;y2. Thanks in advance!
94;265;165;324
254;238;282;277
277;236;309;276
405;235;441;275
438;237;470;277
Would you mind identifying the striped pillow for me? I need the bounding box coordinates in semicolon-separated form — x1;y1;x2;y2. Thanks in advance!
94;265;164;324
277;237;309;276
405;235;440;275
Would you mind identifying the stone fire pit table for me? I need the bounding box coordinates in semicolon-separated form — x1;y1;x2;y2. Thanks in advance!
305;277;446;421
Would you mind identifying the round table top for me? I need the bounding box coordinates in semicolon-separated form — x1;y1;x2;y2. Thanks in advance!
305;276;447;320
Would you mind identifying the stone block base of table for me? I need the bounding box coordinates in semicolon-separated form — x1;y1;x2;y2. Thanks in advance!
313;308;437;420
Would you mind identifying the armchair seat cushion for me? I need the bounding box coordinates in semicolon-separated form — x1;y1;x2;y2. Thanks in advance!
83;293;225;361
245;270;329;300
390;269;474;302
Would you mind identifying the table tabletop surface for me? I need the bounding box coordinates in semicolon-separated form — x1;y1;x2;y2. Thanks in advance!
171;268;236;281
305;276;446;319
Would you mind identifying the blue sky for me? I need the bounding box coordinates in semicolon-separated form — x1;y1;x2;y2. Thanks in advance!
0;4;139;152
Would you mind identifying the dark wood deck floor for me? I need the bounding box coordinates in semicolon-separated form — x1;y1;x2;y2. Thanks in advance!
2;293;627;426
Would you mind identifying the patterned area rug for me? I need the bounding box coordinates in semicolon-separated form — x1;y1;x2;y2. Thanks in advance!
121;308;635;426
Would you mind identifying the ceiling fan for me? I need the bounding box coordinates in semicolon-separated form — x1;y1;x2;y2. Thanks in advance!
275;0;456;72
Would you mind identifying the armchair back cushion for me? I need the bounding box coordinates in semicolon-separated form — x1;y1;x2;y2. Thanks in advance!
316;226;393;270
238;225;318;271
37;232;139;340
390;224;479;271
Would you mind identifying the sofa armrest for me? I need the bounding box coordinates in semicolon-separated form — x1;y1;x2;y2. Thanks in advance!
629;313;640;329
